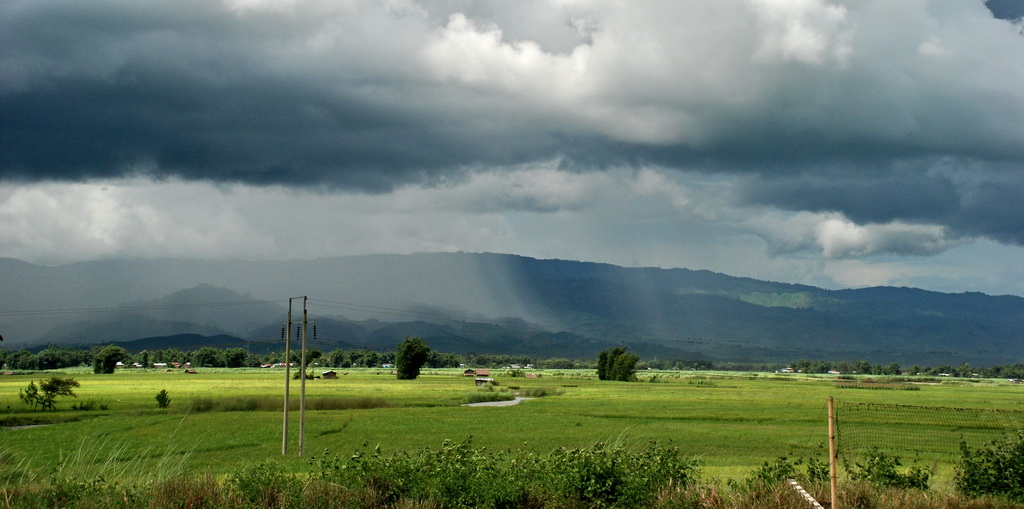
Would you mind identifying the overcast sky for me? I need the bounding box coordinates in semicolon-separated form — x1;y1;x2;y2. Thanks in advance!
2;0;1024;296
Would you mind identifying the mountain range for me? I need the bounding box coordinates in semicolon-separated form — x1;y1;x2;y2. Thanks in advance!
2;253;1023;366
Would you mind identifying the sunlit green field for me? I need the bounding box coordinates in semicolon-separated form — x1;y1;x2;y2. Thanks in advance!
2;368;1023;488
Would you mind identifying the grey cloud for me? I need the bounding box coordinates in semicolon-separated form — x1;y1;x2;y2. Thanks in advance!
737;160;1024;245
2;0;1024;198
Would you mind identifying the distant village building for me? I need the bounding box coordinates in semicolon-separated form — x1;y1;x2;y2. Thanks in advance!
475;377;496;386
322;370;338;379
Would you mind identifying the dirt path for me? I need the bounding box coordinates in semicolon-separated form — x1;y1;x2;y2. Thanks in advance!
462;397;531;407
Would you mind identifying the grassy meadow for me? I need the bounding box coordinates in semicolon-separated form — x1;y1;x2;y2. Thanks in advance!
2;367;1024;498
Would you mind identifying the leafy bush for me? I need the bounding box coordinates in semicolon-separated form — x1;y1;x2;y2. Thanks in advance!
155;390;170;409
847;449;929;490
745;453;828;489
956;432;1024;501
226;463;300;507
307;439;696;508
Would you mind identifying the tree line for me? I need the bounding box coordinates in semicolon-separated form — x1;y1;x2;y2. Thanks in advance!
788;359;1024;379
4;344;1024;380
1;344;574;372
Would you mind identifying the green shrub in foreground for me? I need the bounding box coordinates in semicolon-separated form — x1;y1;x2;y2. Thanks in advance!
956;431;1024;502
846;449;930;490
744;453;828;490
307;438;697;508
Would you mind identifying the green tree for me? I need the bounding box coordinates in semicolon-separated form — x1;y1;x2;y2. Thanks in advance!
611;350;639;381
597;350;611;380
222;347;247;368
192;347;222;367
395;337;430;380
20;376;80;411
7;349;37;370
93;345;128;374
36;346;68;370
596;347;639;382
326;349;348;368
544;358;576;369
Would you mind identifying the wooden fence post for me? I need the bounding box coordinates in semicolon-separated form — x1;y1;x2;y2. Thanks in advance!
829;396;838;509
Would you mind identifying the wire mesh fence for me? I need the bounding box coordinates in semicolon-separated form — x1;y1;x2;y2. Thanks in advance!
836;401;1024;461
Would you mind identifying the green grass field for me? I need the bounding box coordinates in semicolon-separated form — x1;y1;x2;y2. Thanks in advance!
2;368;1023;490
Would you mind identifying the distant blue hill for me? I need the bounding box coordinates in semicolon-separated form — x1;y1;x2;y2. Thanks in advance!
4;253;1024;365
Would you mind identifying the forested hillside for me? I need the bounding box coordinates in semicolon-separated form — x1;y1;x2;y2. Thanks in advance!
3;253;1023;365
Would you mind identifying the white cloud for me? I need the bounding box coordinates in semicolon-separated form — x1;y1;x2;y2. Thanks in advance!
815;218;958;258
0;180;273;263
749;0;853;66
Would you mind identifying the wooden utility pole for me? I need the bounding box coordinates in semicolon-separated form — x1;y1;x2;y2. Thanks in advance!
829;396;839;509
282;302;292;455
299;297;308;457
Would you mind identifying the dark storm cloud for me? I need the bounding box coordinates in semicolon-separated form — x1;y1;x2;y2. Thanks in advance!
0;0;585;189
738;162;1024;245
987;0;1024;20
2;0;1023;210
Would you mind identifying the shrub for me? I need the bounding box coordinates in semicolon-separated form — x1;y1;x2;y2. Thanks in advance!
744;453;828;489
847;449;929;490
226;463;301;507
155;390;170;409
956;432;1024;501
306;439;696;508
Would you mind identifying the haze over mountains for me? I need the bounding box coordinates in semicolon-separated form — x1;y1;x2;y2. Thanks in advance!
2;253;1023;366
